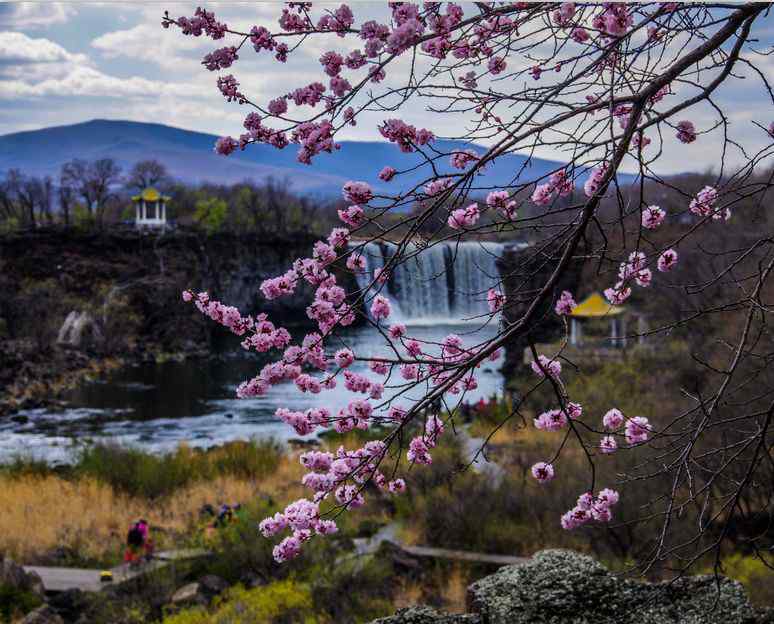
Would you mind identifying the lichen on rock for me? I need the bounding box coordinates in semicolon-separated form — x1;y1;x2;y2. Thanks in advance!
371;549;760;624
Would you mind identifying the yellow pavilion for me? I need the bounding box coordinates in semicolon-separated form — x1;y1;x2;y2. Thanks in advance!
569;292;635;347
132;187;170;228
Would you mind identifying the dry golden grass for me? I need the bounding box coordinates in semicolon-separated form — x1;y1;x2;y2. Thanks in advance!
440;566;470;613
0;452;308;564
397;522;423;547
392;579;424;610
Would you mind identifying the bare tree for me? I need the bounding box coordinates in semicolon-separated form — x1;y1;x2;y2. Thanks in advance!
61;158;122;226
127;159;169;191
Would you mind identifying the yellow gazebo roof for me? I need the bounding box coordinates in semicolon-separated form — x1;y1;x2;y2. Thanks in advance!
570;292;625;318
131;187;169;202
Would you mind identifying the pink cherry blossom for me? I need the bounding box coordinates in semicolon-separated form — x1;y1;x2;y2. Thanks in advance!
603;408;624;430
531;462;555;483
657;249;678;272
676;120;697;143
378;166;396;181
600;435;618;454
370;295;391;320
555;290;577;315
342;181;373;204
641;205;666;229
487;288;505;312
531;354;561;379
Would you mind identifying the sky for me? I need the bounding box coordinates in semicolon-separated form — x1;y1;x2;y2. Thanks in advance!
0;2;772;174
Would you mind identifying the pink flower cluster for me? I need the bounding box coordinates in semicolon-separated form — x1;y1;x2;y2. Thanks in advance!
554;290;577;316
531;461;555;483
561;488;620;530
689;186;728;221
584;162;609;198
593;4;632;38
486;190;517;220
532;170;574;206
676;120;697;144
531;354;561;379
370;295;391;320
343;181;373;204
379;119;434;153
601;407;652;447
172;7;228;39
657;248;678;272
448;203;480;230
338;205;366;227
450;149;479;170
203;46;238;71
641;205;665;230
487;288;505;312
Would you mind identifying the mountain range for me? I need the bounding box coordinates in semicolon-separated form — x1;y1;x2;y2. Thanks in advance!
0;119;629;197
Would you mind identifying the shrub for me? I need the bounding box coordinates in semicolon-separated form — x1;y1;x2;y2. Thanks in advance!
716;554;774;606
162;580;317;624
73;439;283;499
0;584;42;623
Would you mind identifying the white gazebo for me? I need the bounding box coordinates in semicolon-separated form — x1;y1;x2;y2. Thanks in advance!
132;187;169;228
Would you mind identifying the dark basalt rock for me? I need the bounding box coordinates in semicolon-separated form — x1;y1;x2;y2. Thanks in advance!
371;550;761;624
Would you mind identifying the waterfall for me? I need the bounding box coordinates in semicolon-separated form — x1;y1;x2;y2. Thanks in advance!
352;240;503;325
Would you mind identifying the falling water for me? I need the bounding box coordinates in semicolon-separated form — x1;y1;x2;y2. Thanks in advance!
353;240;503;324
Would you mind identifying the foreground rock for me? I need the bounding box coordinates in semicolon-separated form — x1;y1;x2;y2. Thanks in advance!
0;556;44;597
20;606;64;624
371;549;760;624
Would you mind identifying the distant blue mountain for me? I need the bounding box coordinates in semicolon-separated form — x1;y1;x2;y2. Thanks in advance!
0;119;630;197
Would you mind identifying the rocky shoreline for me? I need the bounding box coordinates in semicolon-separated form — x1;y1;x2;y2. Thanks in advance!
0;228;357;419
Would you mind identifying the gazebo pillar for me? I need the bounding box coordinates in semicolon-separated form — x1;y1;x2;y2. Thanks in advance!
570;318;581;346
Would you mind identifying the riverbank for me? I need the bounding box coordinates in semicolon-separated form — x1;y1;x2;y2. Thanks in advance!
0;227;359;419
2;408;772;622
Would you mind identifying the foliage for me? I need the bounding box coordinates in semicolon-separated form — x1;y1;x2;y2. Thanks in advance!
0;584;42;623
715;554;774;606
74;440;283;499
193;196;228;234
162;580;317;624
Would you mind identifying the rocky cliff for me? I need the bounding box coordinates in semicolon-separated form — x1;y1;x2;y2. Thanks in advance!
0;227;352;413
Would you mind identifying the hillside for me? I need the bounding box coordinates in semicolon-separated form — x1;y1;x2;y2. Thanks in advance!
0;119;600;197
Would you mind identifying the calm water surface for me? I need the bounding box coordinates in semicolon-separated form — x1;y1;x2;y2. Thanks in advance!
1;322;503;462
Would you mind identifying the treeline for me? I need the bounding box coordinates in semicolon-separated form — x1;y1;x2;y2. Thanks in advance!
0;159;340;236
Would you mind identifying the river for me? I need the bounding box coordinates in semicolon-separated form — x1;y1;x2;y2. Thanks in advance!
1;241;508;462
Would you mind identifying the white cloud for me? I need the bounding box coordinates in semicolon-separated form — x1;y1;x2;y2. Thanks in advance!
0;31;197;100
0;64;196;98
0;30;87;64
0;2;76;29
91;22;208;69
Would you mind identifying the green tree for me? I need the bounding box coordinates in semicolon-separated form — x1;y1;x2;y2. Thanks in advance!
194;196;228;234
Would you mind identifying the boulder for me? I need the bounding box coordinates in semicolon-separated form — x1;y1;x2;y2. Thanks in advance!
170;582;206;607
371;550;761;624
468;549;756;624
198;574;229;597
371;606;479;624
0;557;45;597
56;311;101;350
48;588;89;621
20;606;64;624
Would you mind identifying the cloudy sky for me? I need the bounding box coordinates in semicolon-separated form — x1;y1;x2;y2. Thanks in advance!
0;2;772;174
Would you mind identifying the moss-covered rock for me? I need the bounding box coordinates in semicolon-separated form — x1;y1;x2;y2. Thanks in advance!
371;549;761;624
370;606;479;624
